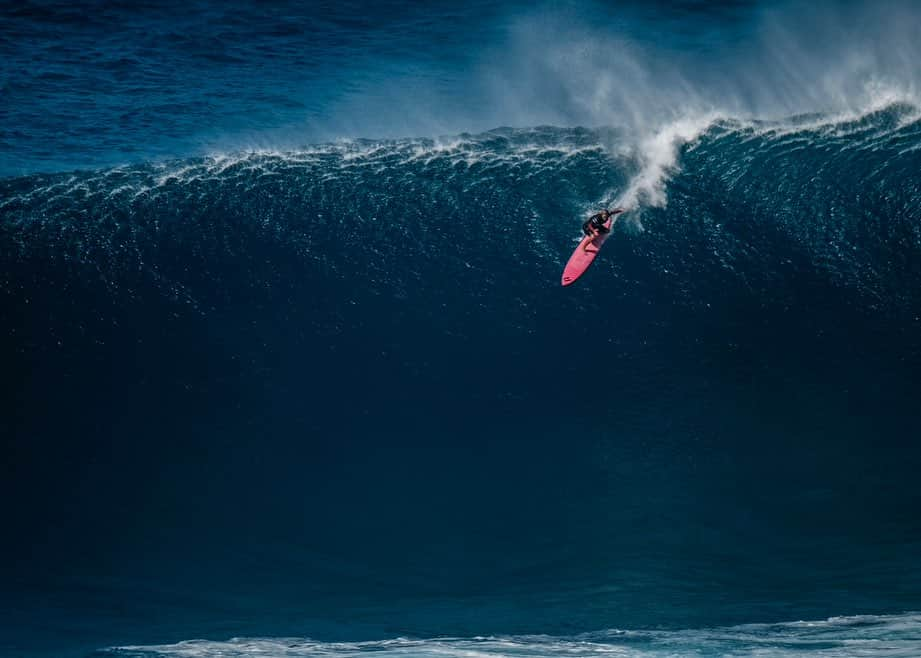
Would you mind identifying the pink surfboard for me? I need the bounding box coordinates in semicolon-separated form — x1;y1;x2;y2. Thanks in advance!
561;217;614;286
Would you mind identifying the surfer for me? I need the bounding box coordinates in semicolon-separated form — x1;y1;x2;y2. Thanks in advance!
582;208;623;251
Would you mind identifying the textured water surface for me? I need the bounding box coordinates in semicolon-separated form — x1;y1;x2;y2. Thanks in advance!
3;2;921;657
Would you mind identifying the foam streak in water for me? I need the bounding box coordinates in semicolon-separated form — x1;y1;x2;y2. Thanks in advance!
109;613;921;657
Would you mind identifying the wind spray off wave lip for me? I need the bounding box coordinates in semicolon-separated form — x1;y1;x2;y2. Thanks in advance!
3;0;921;175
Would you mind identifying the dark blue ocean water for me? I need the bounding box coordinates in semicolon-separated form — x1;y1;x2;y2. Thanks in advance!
3;1;921;657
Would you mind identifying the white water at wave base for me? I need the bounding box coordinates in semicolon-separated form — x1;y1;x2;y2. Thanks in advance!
111;612;921;657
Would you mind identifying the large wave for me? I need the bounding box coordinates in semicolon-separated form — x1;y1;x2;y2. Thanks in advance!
6;4;921;656
4;103;921;658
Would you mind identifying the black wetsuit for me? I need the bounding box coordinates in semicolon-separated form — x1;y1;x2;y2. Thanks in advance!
582;213;611;237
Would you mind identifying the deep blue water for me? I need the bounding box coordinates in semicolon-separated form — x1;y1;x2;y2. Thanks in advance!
3;1;921;657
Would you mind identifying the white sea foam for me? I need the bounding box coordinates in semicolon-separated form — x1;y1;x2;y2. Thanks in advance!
110;612;921;657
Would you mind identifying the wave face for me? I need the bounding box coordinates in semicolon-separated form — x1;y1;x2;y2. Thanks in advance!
3;107;921;657
4;1;921;657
